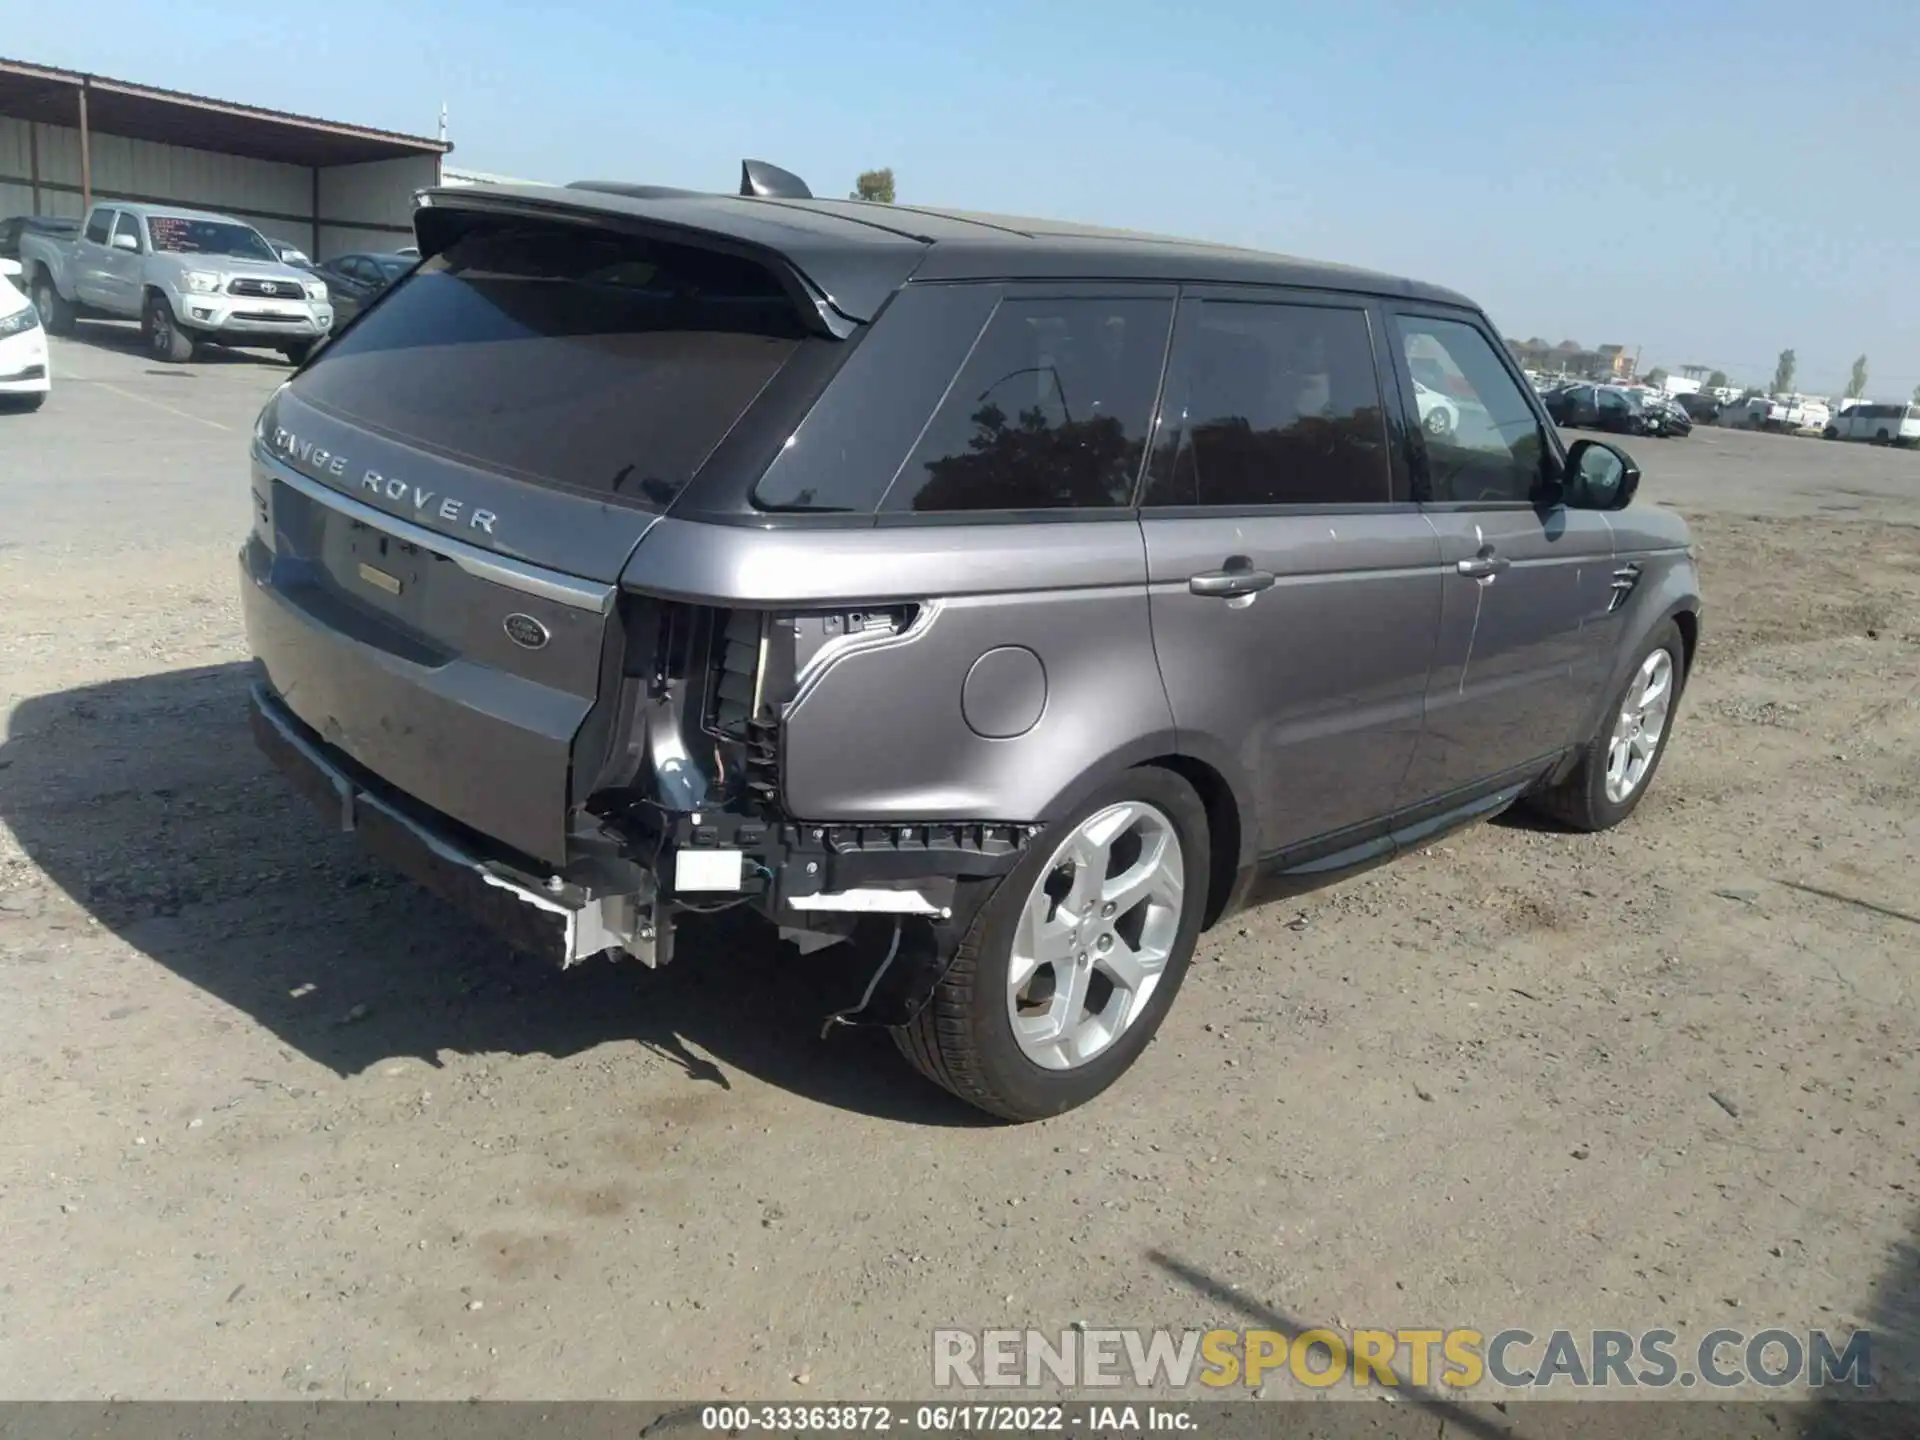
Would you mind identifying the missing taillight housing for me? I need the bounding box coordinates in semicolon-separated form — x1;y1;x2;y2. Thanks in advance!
588;596;920;831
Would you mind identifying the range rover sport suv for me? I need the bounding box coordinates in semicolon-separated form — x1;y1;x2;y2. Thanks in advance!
241;161;1701;1121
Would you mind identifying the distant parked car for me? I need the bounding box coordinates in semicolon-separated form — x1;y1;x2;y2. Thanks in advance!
18;201;332;364
1677;392;1722;423
0;215;80;262
310;251;415;324
1543;383;1653;436
0;257;50;411
1826;401;1920;446
1412;378;1460;437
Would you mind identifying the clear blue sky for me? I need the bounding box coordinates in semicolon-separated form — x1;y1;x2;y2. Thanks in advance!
13;0;1918;395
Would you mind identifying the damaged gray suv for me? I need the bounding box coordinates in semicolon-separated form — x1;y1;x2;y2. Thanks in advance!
241;161;1701;1120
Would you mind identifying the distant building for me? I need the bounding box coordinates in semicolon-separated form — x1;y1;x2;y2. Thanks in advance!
0;55;448;261
1594;345;1635;380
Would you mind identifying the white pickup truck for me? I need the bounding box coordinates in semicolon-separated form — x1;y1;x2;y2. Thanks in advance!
19;201;332;363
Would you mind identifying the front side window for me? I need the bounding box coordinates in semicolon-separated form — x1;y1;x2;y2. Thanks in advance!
111;212;143;251
1394;314;1546;505
146;216;276;262
1144;300;1391;507
882;295;1172;513
83;210;113;246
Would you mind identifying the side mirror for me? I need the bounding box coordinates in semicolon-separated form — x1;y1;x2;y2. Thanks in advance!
1565;438;1640;511
111;232;141;253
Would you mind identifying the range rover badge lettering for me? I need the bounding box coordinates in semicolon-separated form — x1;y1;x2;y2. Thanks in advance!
266;427;498;536
503;613;550;650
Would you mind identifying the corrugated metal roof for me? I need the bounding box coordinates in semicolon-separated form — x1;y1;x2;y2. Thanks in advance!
0;57;450;167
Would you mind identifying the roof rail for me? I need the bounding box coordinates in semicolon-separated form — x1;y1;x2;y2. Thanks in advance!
740;159;812;200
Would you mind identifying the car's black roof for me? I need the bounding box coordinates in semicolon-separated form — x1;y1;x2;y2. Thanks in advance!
415;181;1478;323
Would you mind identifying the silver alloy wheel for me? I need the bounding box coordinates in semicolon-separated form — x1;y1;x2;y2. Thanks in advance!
148;301;172;357
1006;800;1185;1071
1424;406;1453;437
1605;648;1675;803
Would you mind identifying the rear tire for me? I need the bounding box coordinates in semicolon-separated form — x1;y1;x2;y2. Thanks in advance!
893;766;1209;1122
1526;620;1687;833
31;274;75;336
143;294;196;363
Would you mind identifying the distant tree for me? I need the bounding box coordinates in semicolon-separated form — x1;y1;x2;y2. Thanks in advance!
1646;367;1669;388
1772;348;1797;396
1707;369;1728;389
851;168;897;204
1847;354;1869;399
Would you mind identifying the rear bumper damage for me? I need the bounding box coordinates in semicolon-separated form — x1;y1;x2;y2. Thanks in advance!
250;681;670;967
248;678;1026;1025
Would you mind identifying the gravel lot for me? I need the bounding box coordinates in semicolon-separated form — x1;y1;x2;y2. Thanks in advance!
1;327;1915;1407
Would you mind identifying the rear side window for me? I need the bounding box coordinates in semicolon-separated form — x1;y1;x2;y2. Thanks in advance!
881;295;1173;514
291;222;809;510
84;210;113;245
1143;300;1391;508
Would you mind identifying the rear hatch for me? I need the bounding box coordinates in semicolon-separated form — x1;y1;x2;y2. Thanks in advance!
242;208;859;865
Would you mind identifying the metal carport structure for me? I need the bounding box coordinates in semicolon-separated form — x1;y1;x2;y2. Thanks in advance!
0;57;450;260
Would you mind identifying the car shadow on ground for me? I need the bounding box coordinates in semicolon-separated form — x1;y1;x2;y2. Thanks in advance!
58;318;295;369
0;662;989;1128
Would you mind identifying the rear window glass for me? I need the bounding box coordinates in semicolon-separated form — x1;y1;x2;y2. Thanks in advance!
291;223;808;510
880;295;1173;513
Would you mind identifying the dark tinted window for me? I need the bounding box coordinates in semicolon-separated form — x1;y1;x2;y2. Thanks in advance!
1394;315;1546;505
83;210;113;245
291;221;808;510
882;295;1172;513
1144;301;1390;508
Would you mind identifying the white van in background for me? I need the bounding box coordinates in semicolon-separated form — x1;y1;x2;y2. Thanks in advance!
1827;401;1920;446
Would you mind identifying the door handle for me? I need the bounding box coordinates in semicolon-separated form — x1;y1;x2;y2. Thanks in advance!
1456;553;1510;580
1189;567;1276;599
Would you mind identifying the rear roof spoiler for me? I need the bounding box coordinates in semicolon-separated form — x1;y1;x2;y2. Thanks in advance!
412;175;926;328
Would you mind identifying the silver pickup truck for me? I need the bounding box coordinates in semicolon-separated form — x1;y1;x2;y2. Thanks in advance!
20;201;332;363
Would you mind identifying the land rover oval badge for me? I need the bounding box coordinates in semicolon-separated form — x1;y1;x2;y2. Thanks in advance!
503;613;550;651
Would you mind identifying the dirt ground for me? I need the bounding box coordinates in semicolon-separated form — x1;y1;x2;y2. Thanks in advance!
1;329;1915;1407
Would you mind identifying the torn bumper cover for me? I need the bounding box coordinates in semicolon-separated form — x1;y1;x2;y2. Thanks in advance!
248;678;1025;1026
248;682;666;968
